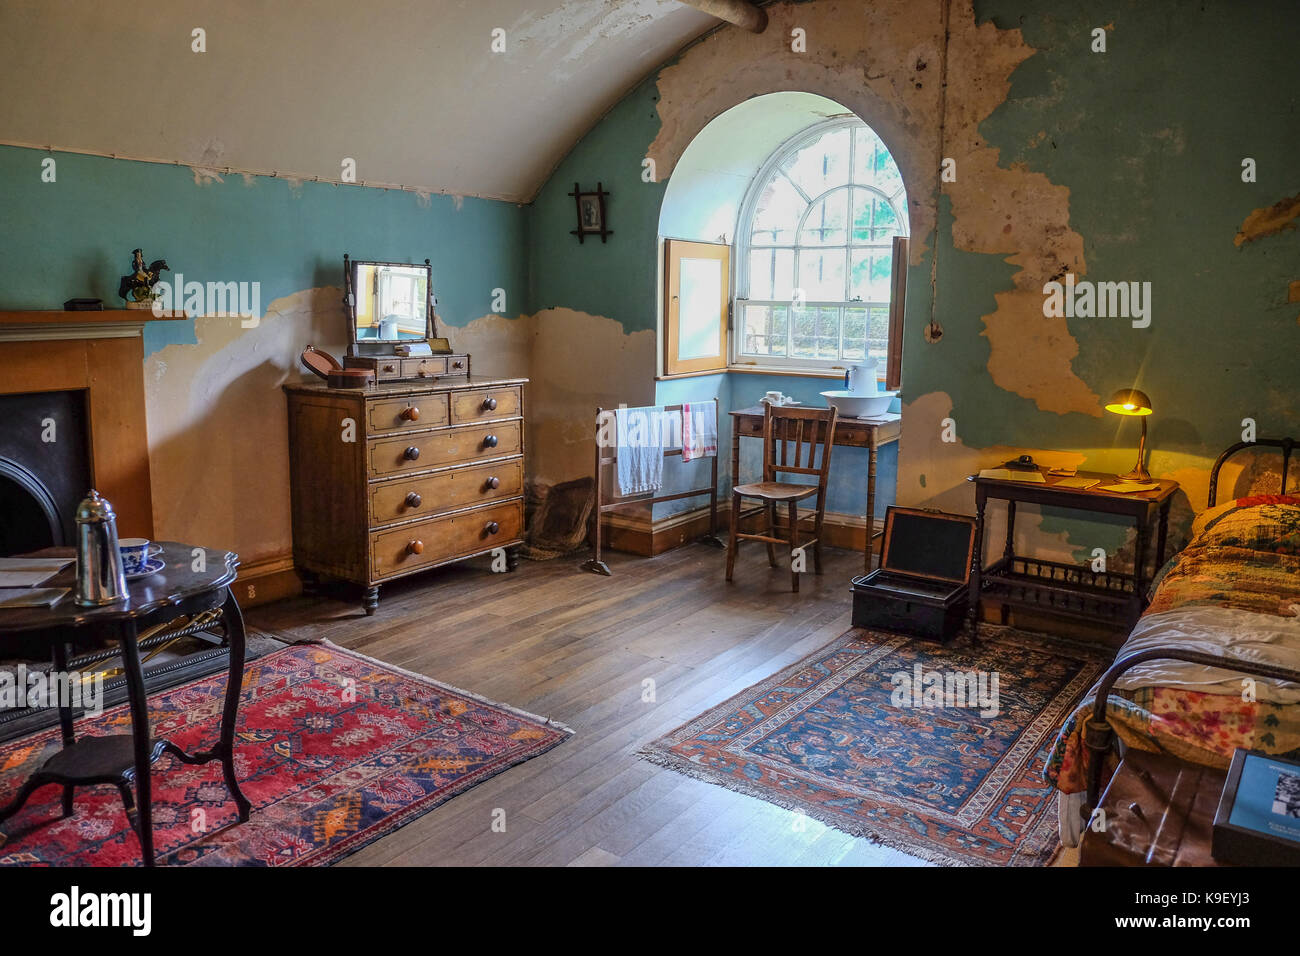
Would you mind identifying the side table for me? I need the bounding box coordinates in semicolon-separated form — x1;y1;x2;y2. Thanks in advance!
0;543;252;866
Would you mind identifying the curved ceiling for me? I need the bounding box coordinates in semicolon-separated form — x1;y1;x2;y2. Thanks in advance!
0;0;719;202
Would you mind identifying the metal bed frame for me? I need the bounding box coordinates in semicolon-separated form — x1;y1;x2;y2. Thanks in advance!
1082;435;1300;815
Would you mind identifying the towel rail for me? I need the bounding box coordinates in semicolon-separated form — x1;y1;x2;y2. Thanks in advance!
583;403;724;575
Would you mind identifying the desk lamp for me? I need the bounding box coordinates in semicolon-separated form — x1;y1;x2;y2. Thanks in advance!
1104;388;1153;481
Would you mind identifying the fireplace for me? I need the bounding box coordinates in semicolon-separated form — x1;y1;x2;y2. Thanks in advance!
0;390;92;554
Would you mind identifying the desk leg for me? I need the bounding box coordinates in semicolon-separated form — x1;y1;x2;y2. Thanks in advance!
217;589;253;822
969;489;987;641
865;437;878;574
1132;518;1151;626
730;423;741;545
119;619;155;867
1156;500;1172;568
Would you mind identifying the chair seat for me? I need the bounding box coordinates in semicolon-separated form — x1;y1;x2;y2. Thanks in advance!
733;481;820;502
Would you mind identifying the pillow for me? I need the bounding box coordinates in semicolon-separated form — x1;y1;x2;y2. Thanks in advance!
1189;494;1300;554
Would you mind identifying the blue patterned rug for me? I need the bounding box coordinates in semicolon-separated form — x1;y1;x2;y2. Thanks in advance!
640;626;1109;866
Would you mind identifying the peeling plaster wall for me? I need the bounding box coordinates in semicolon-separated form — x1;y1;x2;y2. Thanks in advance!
0;146;528;565
523;0;1299;566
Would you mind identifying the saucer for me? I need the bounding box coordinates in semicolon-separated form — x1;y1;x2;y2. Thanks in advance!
125;557;165;580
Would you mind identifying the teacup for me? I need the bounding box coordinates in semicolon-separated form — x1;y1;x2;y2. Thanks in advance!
762;390;786;405
119;538;162;574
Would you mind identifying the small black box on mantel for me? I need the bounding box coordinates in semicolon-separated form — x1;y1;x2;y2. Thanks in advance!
851;506;976;643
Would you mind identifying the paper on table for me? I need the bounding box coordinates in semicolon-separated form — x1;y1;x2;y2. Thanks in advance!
1052;476;1101;490
0;558;74;588
978;468;1046;482
0;588;68;609
1096;481;1160;493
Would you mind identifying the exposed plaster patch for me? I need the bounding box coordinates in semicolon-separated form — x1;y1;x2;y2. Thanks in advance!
1234;192;1300;246
190;166;225;186
647;0;944;266
944;4;1099;417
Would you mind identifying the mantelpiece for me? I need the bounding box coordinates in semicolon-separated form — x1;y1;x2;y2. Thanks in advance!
0;310;186;538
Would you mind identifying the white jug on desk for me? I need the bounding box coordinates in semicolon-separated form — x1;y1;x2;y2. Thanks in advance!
843;359;879;396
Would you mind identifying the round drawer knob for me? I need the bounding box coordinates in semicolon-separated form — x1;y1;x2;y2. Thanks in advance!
405;492;422;508
383;364;396;373
483;434;499;448
485;476;500;490
404;446;420;461
452;360;464;369
400;406;420;421
485;521;500;535
483;397;498;411
407;539;424;555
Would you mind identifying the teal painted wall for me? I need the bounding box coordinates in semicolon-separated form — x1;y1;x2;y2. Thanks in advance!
0;145;529;355
527;0;1300;562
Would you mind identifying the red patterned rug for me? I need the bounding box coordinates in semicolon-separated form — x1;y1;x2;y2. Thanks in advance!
0;642;571;866
640;627;1108;866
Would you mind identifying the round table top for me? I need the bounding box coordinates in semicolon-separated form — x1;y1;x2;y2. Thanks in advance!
0;542;238;635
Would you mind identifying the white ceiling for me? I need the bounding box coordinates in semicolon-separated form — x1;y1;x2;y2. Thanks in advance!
0;0;720;202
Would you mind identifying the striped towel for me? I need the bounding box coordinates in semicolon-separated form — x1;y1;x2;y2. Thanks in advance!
681;401;718;463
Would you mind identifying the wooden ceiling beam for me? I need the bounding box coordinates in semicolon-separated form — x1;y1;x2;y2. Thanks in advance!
677;0;768;34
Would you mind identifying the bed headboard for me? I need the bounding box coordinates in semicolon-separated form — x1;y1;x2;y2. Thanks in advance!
1207;436;1297;507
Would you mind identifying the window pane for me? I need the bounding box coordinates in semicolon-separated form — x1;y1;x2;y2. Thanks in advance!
851;188;901;243
841;306;868;361
750;174;805;245
853;125;905;200
747;247;794;300
782;127;851;198
740;304;788;357
868;306;890;361
791;306;840;360
849;248;892;302
677;257;722;360
797;248;846;301
800;189;848;246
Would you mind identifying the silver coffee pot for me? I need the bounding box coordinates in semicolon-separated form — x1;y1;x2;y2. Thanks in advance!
74;489;128;607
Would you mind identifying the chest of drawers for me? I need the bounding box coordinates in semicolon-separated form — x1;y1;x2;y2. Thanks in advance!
283;376;527;613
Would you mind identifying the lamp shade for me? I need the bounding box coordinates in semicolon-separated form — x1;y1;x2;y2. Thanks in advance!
1104;388;1153;416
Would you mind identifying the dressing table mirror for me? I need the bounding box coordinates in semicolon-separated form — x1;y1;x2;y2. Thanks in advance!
344;255;452;357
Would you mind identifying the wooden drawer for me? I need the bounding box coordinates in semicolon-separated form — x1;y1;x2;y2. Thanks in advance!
369;420;522;477
373;358;404;380
370;499;523;579
369;458;523;526
451;386;522;424
402;357;446;380
367;394;449;433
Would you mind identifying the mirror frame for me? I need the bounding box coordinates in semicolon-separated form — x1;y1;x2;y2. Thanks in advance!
344;255;435;349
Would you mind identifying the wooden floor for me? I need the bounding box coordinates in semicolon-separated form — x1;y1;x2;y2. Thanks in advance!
247;543;931;866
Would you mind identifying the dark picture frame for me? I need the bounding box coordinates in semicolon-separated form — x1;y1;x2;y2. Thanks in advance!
569;182;611;243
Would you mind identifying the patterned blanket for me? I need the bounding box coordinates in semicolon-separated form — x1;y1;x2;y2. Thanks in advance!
1045;495;1300;798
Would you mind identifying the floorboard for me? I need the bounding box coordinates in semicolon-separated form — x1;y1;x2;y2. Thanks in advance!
247;543;922;867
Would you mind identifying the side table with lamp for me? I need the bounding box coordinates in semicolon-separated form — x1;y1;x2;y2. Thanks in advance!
967;388;1179;635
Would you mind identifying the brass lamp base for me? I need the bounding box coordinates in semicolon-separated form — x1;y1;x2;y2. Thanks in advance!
1118;465;1152;482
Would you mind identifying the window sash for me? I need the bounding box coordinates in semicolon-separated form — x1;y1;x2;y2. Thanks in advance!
736;299;892;367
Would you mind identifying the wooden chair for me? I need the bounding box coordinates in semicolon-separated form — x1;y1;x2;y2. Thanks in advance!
726;403;838;592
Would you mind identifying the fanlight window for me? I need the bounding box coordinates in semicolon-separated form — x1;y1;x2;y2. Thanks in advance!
737;119;908;367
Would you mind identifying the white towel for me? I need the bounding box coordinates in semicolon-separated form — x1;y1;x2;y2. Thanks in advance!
681;401;717;463
616;405;666;496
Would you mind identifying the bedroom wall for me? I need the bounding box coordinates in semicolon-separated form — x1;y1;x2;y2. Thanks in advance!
0;145;529;567
527;0;1300;568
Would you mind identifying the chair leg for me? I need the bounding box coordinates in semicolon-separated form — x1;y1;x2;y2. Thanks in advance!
765;502;779;567
788;501;800;592
813;496;826;574
726;493;741;581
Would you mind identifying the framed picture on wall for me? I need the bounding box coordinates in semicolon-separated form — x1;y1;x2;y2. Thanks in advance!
569;182;611;243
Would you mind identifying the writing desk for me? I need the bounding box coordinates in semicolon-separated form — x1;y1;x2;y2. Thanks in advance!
730;406;902;572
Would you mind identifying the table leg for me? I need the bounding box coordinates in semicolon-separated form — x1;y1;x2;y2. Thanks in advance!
865;437;878;574
52;640;76;817
1156;500;1172;567
1132;519;1151;626
118;618;155;867
969;490;987;641
730;420;741;545
217;589;253;822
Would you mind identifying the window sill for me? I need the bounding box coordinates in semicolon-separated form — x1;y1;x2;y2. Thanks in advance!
727;365;847;380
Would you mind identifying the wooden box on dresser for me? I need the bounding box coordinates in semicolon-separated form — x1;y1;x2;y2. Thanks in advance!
283;376;527;613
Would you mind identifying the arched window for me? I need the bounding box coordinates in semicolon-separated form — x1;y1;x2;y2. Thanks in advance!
735;117;908;369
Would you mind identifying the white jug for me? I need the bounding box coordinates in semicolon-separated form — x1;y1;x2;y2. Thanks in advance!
843;360;879;395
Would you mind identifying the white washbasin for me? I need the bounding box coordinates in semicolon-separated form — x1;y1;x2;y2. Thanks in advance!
820;389;897;418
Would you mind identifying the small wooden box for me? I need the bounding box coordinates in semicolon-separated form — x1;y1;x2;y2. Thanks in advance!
851;506;975;643
344;352;470;382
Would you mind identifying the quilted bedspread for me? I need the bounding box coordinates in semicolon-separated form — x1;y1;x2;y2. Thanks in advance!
1045;495;1300;798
